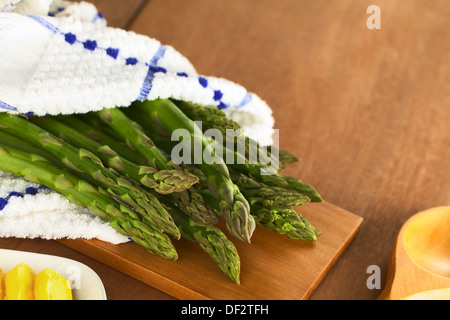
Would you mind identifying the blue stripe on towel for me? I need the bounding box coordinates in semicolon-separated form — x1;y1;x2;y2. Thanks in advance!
0;99;17;111
137;45;167;101
238;92;252;107
0;186;48;211
27;15;59;33
23;15;254;112
25;15;146;70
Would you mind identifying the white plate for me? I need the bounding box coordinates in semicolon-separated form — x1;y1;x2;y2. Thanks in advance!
0;249;106;300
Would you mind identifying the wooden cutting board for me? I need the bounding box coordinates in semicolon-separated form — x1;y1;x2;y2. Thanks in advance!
59;201;362;300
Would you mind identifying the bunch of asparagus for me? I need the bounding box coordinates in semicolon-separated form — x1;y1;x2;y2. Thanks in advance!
0;99;321;284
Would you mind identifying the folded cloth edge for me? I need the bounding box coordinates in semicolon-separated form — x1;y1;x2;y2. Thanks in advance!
0;0;276;244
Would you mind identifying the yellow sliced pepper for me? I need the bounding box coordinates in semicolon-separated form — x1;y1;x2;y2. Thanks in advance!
3;263;36;300
34;268;73;300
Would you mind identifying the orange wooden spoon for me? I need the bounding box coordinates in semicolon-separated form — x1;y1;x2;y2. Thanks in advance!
379;206;450;300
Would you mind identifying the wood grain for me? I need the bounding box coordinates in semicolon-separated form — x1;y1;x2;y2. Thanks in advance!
58;202;362;300
129;0;450;300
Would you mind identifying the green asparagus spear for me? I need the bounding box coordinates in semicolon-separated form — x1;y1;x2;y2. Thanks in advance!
128;100;256;243
198;189;318;241
250;205;320;241
255;173;322;202
131;118;321;203
30;115;199;194
0;143;178;259
168;187;220;226
221;147;321;202
184;162;315;242
0;129;62;165
230;172;311;208
277;149;300;168
172;99;242;136
172;100;300;171
164;203;240;283
83;107;218;226
171;100;271;168
0;113;180;239
193;167;319;241
58;114;147;165
157;101;315;199
90;108;172;171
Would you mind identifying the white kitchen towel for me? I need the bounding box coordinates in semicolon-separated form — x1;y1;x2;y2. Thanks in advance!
0;171;129;244
0;0;275;243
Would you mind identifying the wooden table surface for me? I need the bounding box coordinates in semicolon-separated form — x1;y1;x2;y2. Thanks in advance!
1;0;449;300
